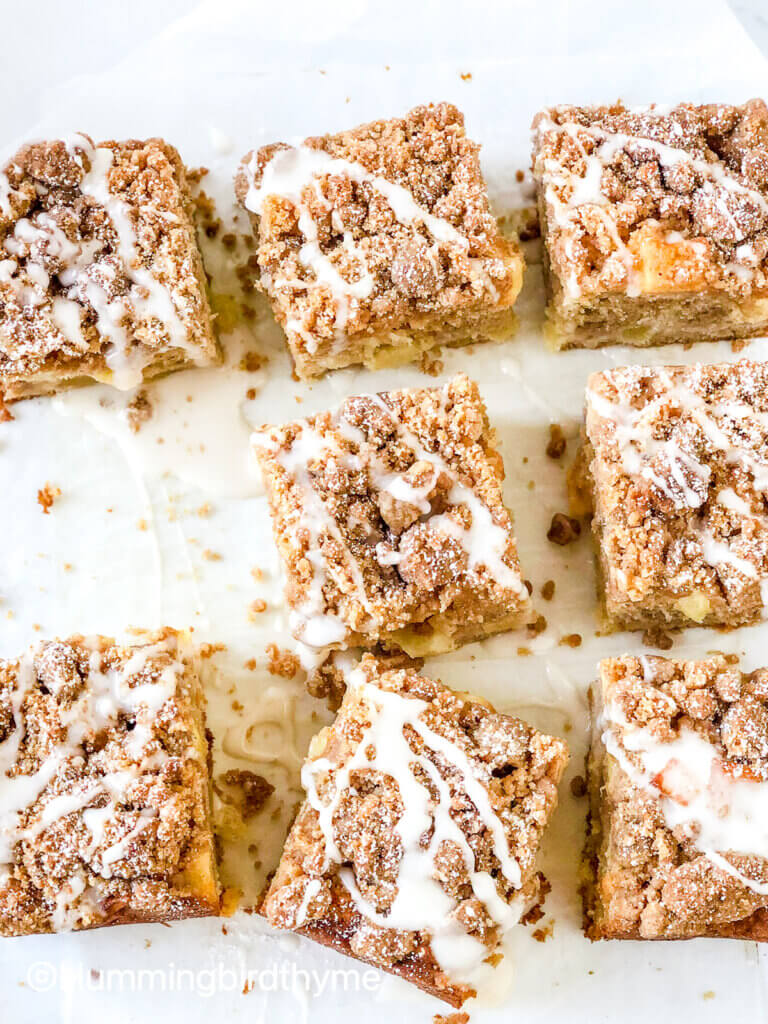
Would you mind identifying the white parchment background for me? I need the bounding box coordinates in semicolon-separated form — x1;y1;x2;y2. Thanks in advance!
2;1;768;1021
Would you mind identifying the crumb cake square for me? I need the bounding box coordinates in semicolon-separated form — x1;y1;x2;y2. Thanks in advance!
262;654;568;1005
532;100;768;350
585;655;768;941
0;629;219;936
580;359;768;631
253;373;532;662
235;102;524;378
0;135;219;400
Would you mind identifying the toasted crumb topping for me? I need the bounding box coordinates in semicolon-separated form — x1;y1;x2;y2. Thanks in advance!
235;103;522;358
585;359;768;626
0;136;217;397
0;629;217;936
533;100;768;300
253;374;528;653
263;654;567;1002
594;655;768;938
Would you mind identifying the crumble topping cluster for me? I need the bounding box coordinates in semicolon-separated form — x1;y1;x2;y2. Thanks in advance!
0;632;212;936
236;103;519;353
533;100;768;299
264;655;566;989
586;360;768;618
0;135;214;389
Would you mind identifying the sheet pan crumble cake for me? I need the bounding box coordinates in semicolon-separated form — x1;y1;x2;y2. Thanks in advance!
578;359;768;632
532;99;768;349
585;655;768;941
262;654;568;1005
0;134;219;400
235;102;525;378
252;373;532;665
0;629;219;937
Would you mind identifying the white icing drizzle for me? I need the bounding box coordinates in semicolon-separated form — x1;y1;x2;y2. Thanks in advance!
302;669;523;979
588;367;768;609
243;145;471;350
603;699;768;895
536;113;768;298
0;637;188;929
1;135;199;388
254;381;524;655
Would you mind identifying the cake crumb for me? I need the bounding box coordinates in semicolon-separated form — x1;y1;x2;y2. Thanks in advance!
570;774;587;798
547;512;581;545
266;644;300;679
0;395;14;421
203;550;222;562
545;423;567;460
541;580;556;600
215;770;274;820
419;349;444;377
250;567;264;582
37;483;61;514
532;920;554;943
199;642;226;660
559;633;582;648
527;615;547;637
642;627;674;651
125;390;153;433
249;599;268;619
434;1014;470;1024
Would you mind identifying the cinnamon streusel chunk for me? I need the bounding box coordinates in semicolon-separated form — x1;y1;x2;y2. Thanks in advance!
0;135;219;400
532;100;768;349
585;655;768;941
263;654;568;1005
235;103;524;378
581;359;768;631
0;629;219;936
253;373;532;662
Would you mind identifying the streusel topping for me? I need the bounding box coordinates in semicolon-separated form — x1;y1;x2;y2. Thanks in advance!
264;655;567;982
533;100;768;299
599;655;768;935
0;135;215;390
0;630;211;934
253;374;527;654
586;360;768;617
236;103;519;355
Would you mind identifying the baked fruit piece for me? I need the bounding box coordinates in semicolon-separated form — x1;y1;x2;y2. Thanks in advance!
0;629;219;936
585;655;768;941
579;359;768;632
253;373;532;663
0;135;219;400
531;100;768;350
234;102;524;378
262;654;568;1006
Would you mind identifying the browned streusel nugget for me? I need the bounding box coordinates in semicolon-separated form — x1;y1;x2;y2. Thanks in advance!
263;654;568;1006
253;373;532;662
579;359;768;631
0;135;219;400
235;103;524;378
532;100;768;349
585;655;768;941
0;629;219;936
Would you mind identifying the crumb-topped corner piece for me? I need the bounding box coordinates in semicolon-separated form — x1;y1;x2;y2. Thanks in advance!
253;373;532;663
262;654;568;1005
0;135;219;400
585;655;768;941
532;100;768;350
235;102;524;378
580;359;768;632
0;629;219;936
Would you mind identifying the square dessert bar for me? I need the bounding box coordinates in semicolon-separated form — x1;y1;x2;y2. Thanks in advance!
532;100;768;350
235;102;524;378
580;359;768;631
253;373;532;661
585;655;768;941
0;629;219;936
262;654;568;1005
0;134;219;399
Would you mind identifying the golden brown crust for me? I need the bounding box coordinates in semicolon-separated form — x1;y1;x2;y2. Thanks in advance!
235;103;524;377
253;373;531;657
0;629;219;937
0;136;219;399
